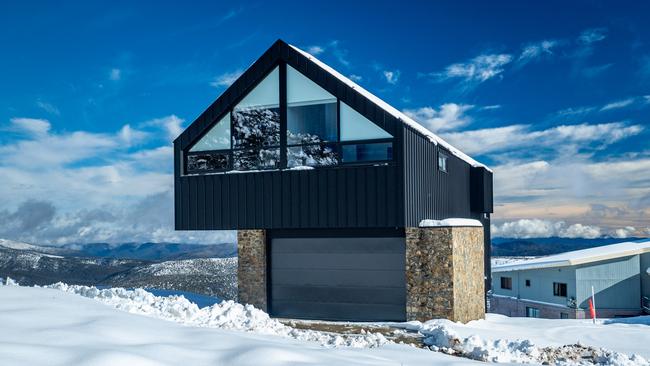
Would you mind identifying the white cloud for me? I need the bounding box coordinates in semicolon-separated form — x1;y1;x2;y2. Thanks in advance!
480;105;501;110
382;70;400;84
306;45;324;55
349;74;362;82
0;115;232;245
36;100;60;116
644;95;650;103
118;124;149;146
403;103;473;132
141;115;185;142
518;40;557;64
210;69;243;88
10;117;51;136
610;226;636;239
491;219;602;239
442;122;643;155
578;28;607;45
434;53;513;84
600;98;635;111
109;68;121;81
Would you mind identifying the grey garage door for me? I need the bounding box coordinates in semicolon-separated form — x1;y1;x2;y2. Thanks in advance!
269;236;406;321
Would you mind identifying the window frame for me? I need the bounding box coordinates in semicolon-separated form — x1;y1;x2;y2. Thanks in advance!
500;276;512;290
438;151;449;173
182;62;397;175
553;282;568;297
526;307;540;318
525;279;531;287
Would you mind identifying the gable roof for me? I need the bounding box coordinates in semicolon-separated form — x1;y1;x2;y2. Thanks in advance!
493;239;650;272
175;39;489;171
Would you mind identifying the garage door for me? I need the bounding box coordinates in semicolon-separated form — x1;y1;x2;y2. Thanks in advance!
269;236;406;321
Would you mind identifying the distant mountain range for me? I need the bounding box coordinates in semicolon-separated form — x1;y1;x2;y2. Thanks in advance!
491;237;647;256
0;239;237;300
0;239;236;261
2;236;646;298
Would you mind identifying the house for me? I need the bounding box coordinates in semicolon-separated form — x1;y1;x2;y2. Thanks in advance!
173;40;493;322
490;239;650;319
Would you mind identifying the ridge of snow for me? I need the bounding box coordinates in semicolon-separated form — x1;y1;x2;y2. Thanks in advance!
419;218;483;228
493;239;650;272
41;282;389;349
395;316;650;365
290;44;491;172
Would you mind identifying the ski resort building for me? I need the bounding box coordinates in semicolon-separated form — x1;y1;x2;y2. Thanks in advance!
173;40;493;322
491;239;650;319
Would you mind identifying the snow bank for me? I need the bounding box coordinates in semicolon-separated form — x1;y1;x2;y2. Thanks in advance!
397;318;649;365
419;218;483;228
0;285;478;366
44;282;389;348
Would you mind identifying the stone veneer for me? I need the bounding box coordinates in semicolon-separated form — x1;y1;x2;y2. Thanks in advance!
237;229;267;311
406;226;485;323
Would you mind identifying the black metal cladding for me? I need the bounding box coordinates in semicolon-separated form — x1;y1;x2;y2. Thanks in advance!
471;167;494;213
403;124;477;226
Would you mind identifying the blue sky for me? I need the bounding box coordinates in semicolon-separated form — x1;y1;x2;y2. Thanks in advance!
0;0;649;244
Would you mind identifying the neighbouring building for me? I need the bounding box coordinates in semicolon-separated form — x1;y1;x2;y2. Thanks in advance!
173;40;493;322
491;239;650;319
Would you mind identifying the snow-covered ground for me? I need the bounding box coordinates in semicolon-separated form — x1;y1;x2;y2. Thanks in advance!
395;315;650;364
1;280;649;365
0;284;475;366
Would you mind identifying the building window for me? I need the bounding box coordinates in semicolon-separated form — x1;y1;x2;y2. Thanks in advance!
341;142;393;163
231;67;281;171
438;152;448;172
500;276;512;290
183;65;397;174
553;282;567;297
560;313;569;319
526;307;540;318
525;279;531;287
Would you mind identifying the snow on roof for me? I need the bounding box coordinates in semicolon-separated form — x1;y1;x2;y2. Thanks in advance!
419;218;483;228
493;239;650;272
290;45;491;172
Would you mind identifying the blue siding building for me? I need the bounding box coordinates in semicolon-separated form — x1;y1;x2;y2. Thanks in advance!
491;240;650;319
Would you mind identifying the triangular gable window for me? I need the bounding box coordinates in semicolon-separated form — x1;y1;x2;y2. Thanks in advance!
184;64;395;174
340;102;392;141
189;114;230;152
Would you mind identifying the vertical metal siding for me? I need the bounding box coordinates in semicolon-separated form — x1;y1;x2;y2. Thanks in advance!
402;125;478;226
575;256;641;309
176;165;403;230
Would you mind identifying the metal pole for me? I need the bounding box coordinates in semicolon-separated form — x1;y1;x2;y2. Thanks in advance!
591;285;596;324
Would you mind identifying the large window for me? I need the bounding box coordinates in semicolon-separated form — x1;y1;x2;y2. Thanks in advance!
500;276;512;290
553;282;567;297
231;67;280;170
286;65;339;168
184;64;395;174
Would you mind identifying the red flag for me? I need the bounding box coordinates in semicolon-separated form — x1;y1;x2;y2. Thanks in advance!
588;298;596;320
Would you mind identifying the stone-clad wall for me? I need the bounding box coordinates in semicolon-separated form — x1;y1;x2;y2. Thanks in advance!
451;227;485;323
237;230;267;311
406;226;485;323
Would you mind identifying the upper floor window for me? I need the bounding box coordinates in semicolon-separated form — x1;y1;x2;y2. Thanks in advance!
438;152;448;172
500;276;512;290
525;279;531;287
184;64;394;174
553;282;567;297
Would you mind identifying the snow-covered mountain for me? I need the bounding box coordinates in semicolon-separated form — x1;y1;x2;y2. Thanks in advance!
105;257;237;300
0;239;237;300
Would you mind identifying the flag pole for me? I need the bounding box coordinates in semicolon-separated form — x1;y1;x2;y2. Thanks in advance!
591;285;597;324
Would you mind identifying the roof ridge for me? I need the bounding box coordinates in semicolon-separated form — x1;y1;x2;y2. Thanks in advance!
289;44;490;172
